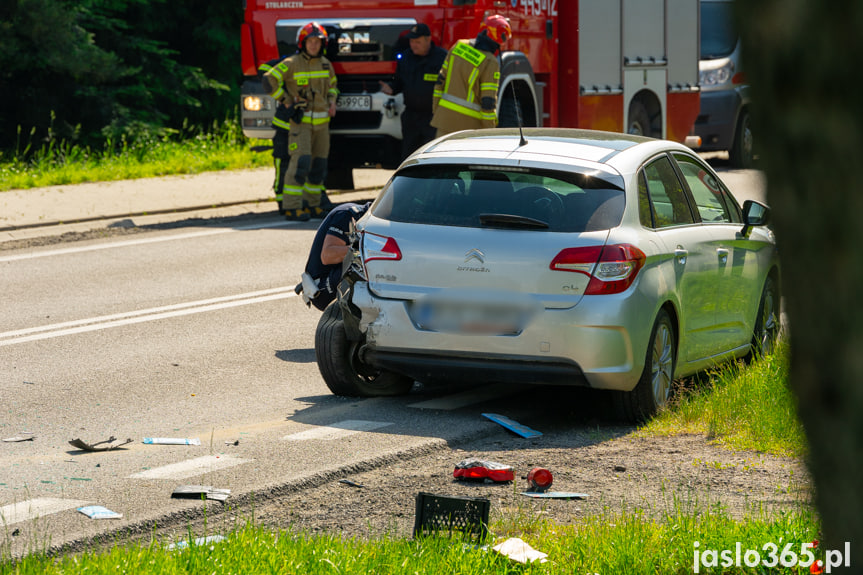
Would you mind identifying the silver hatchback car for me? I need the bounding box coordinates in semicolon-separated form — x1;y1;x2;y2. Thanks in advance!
314;128;780;420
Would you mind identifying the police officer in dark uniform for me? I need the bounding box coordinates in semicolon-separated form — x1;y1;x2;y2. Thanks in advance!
296;202;370;311
379;23;448;160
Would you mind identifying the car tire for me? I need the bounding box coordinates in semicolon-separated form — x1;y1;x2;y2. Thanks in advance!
627;101;652;137
615;309;676;422
729;109;753;169
746;274;780;362
314;303;413;397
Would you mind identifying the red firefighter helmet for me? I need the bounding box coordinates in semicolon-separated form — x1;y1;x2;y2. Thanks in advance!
480;14;512;45
297;21;327;51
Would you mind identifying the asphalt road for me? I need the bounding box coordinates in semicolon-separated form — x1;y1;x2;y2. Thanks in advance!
0;161;767;557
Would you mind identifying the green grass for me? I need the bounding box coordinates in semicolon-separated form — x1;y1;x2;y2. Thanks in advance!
641;340;807;458
2;498;821;574
0;118;272;192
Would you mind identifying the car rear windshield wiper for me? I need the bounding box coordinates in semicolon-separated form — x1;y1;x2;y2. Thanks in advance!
478;213;549;229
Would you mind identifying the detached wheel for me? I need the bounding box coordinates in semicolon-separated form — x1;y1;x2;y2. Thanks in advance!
729;109;754;169
314;303;413;397
615;309;676;422
746;275;780;362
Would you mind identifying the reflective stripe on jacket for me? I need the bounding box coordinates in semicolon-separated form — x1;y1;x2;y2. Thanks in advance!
263;52;339;129
431;40;499;134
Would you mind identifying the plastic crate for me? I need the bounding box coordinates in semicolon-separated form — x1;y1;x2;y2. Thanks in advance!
413;492;490;541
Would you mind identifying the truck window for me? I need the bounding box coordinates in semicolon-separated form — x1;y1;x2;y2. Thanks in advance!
700;2;737;59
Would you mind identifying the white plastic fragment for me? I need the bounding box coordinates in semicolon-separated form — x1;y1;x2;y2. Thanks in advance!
142;437;201;445
166;535;226;550
493;537;548;564
77;505;123;520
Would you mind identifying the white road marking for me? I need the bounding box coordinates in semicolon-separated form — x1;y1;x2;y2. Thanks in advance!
282;420;393;441
408;384;523;410
0;288;297;347
0;498;90;525
129;455;252;480
0;220;298;262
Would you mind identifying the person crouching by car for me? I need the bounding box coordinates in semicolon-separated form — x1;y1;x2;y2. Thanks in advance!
295;202;370;311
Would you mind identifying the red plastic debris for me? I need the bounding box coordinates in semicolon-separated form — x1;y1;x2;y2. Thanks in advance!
453;458;515;482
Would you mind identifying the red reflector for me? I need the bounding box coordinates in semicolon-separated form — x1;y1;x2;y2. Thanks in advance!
732;72;746;85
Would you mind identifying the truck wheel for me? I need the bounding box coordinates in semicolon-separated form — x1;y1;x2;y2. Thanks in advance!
497;95;523;128
614;309;676;422
729;109;754;169
314;303;413;397
325;167;355;191
627;101;652;137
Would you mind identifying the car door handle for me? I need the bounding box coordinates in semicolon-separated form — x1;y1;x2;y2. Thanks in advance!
674;247;688;265
717;248;729;264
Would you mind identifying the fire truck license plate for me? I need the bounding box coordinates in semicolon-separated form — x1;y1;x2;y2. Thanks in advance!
336;95;371;111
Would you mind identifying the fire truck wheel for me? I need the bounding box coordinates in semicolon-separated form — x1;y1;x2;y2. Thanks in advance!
627;101;651;137
497;95;523;128
315;303;413;397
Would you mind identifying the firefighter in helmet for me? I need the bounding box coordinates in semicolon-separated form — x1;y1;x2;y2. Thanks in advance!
431;14;512;137
264;22;339;221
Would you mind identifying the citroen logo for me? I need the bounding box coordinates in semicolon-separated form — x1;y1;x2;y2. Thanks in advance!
464;248;485;264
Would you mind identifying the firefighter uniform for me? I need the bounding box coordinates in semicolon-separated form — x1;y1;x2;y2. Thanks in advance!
264;49;339;218
431;39;500;137
385;42;447;159
258;59;292;212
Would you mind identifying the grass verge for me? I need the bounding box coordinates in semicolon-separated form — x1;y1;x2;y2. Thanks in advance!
641;340;807;458
0;120;271;192
3;499;820;574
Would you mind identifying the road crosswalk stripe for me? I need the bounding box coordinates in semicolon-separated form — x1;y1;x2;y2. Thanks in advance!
129;455;252;480
282;420;392;441
0;498;90;525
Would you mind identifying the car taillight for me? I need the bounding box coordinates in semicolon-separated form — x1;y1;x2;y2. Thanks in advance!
550;244;646;295
363;232;402;263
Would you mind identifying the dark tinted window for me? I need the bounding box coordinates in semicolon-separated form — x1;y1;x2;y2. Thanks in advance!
701;1;738;59
372;165;625;232
640;156;695;228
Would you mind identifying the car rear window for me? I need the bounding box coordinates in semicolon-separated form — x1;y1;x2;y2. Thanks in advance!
372;165;625;232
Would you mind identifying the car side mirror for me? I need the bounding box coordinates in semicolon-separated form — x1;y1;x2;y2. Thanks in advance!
741;199;770;236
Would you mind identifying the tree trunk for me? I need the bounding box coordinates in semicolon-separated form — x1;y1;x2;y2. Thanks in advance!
736;0;863;558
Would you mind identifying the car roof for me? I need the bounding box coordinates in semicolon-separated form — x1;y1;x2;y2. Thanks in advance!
408;128;691;175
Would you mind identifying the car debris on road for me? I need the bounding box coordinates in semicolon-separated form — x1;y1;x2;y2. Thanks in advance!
69;436;133;451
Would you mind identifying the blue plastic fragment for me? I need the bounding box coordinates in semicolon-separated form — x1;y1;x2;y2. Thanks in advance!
481;413;542;438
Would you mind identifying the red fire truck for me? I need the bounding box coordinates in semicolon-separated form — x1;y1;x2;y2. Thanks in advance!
241;0;700;189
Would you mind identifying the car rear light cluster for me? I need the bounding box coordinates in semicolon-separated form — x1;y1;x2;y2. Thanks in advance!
550;244;646;295
363;232;402;263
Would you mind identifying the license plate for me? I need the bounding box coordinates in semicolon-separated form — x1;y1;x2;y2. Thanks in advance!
336;95;371;111
412;293;540;336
